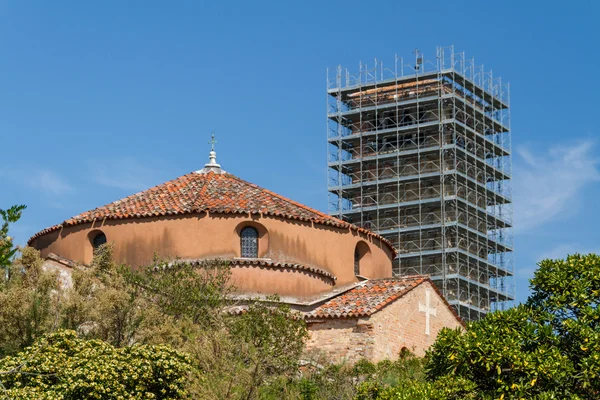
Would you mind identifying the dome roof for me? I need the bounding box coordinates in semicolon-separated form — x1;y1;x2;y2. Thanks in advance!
29;171;396;255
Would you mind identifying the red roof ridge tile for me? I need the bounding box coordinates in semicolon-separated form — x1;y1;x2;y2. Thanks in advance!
191;171;212;212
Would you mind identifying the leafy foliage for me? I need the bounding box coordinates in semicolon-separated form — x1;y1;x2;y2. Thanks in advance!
426;306;572;398
424;253;600;399
231;298;309;400
124;259;233;328
528;254;600;396
0;247;60;357
0;205;26;269
0;330;192;399
257;354;431;400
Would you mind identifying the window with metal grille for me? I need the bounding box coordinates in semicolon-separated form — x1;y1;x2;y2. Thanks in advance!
240;227;258;258
92;232;107;249
354;247;360;275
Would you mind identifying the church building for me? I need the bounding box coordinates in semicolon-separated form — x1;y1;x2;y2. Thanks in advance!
29;146;462;361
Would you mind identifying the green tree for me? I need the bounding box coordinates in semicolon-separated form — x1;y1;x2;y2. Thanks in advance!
60;244;149;347
185;297;309;400
76;253;309;400
528;253;600;396
424;253;600;399
0;330;192;399
0;247;60;356
0;205;26;269
426;306;571;399
124;258;233;329
231;298;309;400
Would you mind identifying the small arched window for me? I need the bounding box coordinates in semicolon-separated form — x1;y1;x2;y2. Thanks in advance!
354;241;371;277
240;227;258;258
92;232;107;250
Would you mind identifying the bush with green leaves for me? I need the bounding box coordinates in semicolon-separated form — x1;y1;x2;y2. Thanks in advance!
124;258;233;329
256;354;430;400
0;205;25;269
0;330;192;399
0;246;60;357
230;297;309;400
528;253;600;395
424;253;600;399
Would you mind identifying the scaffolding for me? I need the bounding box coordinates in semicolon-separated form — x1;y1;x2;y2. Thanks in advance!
327;46;514;321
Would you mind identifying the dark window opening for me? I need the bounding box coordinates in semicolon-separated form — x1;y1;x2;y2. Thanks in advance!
354;247;360;275
92;232;107;249
241;227;258;258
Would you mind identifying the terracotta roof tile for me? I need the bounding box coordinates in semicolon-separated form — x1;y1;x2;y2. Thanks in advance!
232;258;337;281
307;276;427;318
170;258;337;282
28;171;396;255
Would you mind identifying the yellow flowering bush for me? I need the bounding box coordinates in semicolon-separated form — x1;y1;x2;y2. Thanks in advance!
0;330;192;399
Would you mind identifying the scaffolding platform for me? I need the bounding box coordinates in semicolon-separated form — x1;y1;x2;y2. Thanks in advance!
327;46;514;321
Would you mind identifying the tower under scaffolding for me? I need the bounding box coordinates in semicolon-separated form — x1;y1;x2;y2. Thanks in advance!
327;45;514;321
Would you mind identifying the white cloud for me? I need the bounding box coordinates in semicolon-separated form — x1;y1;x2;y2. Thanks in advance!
537;243;600;262
0;168;73;195
90;157;159;192
512;140;600;233
31;170;74;195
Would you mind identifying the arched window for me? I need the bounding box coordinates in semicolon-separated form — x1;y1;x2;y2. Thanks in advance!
354;241;371;277
240;227;258;258
92;232;107;250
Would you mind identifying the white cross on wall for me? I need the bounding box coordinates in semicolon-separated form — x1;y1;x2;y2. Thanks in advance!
418;290;437;335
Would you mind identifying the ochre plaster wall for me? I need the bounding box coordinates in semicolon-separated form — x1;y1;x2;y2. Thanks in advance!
31;213;393;298
305;282;463;363
228;265;334;299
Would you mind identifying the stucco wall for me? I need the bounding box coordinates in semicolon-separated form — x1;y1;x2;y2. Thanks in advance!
228;264;335;299
305;282;463;363
31;213;393;299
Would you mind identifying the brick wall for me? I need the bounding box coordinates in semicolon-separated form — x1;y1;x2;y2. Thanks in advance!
305;281;463;363
305;318;375;363
370;282;463;360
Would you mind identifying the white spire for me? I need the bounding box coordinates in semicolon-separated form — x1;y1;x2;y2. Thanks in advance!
196;133;225;174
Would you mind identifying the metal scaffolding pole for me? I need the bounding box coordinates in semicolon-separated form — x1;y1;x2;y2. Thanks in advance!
326;46;515;321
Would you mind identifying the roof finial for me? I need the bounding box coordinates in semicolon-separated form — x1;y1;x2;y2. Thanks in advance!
200;132;222;173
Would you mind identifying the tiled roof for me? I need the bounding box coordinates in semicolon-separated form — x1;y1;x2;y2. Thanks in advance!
166;258;337;282
232;258;337;281
28;171;396;254
307;276;428;319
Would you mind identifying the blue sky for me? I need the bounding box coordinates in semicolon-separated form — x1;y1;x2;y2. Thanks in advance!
1;1;599;304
